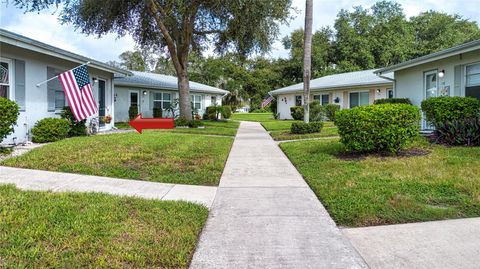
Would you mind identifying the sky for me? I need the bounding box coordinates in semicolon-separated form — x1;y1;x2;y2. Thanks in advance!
1;0;479;63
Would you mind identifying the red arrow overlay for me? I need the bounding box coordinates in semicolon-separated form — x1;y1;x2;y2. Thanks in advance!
129;114;174;133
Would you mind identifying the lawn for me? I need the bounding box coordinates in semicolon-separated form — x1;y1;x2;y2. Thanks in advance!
262;120;338;141
0;184;208;268
115;120;240;137
281;138;480;227
230;112;274;122
1;132;233;186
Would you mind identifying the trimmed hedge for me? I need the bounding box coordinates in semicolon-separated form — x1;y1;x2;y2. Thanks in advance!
435;118;480;146
153;107;162;118
421;96;480;127
221;105;232;119
31;118;70;143
0;97;20;142
374;98;412;105
204;106;219;120
128;105;138;120
290;106;303;120
335;104;421;154
324;104;340;121
61;106;86;137
290;101;325;121
290;121;323;134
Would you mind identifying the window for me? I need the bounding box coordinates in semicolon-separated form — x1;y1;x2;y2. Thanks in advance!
349;92;369;108
313;94;329;106
387;89;394;99
466;63;480;99
424;70;438;98
153;92;172;109
295;95;302;106
47;67;66;111
211;96;217;105
0;60;11;99
130;92;139;107
191;94;202;110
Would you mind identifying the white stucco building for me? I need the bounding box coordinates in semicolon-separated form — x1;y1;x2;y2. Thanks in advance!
114;71;229;122
270;69;394;120
0;29;129;145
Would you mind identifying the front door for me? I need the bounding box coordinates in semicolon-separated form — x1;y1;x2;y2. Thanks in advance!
98;79;106;127
423;70;438;130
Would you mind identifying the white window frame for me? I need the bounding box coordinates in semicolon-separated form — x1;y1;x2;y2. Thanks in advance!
129;90;140;107
348;90;369;108
0;57;14;100
295;95;302;106
423;69;439;100
465;62;480;98
153;91;173;110
191;94;203;110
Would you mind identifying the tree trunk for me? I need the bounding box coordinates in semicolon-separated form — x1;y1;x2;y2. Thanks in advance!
303;0;313;123
177;69;192;120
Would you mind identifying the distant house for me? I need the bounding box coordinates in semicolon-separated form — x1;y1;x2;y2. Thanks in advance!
114;71;229;122
0;29;129;145
375;39;480;129
269;69;394;120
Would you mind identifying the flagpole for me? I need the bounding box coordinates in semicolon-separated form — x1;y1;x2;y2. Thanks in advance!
36;61;90;87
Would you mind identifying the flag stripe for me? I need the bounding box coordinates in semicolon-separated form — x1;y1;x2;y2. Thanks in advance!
261;95;274;108
58;66;97;122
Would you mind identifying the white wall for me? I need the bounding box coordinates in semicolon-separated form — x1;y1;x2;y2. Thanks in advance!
1;44;115;145
275;84;393;120
114;86;224;122
394;50;480;107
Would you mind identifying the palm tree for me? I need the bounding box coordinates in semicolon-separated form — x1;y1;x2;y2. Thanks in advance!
303;0;313;123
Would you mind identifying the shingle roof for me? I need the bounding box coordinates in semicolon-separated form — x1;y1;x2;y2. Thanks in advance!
115;71;229;95
269;69;393;95
0;28;130;75
376;39;480;74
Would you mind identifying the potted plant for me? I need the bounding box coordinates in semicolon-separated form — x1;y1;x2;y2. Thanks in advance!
101;115;112;124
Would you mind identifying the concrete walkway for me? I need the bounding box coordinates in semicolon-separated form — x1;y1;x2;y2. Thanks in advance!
343;217;480;269
190;121;367;268
0;166;217;208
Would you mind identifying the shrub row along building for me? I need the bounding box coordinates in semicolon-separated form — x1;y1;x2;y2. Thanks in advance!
0;29;228;145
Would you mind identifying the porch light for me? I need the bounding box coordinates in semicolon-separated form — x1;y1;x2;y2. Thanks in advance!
143;90;147;95
376;89;381;93
438;70;445;78
92;77;98;85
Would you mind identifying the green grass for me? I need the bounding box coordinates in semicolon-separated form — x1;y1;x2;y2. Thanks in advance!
230;112;274;122
0;184;208;268
1;132;233;186
270;127;338;141
261;120;335;132
115;120;239;136
280;138;480;227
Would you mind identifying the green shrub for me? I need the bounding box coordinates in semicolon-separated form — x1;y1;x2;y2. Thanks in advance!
0;97;20;142
128;105;138;120
290;121;323;134
61;106;86;137
374;98;412;105
221;105;232;119
335;104;421;154
421;96;480;127
435;118;480;146
271;98;278;118
31;118;70;143
174;119;204;128
250;108;269;113
204;106;224;120
290;102;325;121
290;106;304;120
324;104;340;121
153;107;162;118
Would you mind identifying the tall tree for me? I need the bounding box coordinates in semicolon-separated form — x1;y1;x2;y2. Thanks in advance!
13;0;292;120
303;0;313;123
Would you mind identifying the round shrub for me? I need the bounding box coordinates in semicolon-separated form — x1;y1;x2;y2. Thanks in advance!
31;118;70;143
374;98;412;105
221;105;232;119
324;104;340;121
290;121;323;134
61;106;86;137
335;104;421;154
204;106;219;120
421;96;480;127
0;97;20;142
290;102;325;121
290;106;303;120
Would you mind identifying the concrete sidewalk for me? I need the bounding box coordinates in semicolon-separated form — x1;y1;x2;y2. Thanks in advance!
343;217;480;269
190;121;367;268
0;166;217;208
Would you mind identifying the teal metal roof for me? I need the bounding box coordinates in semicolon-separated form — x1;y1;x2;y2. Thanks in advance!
270;69;393;95
115;71;229;95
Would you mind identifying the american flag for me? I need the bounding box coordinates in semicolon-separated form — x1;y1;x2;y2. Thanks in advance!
58;65;97;121
261;95;274;108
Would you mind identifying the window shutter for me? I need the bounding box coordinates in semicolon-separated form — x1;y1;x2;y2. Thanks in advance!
14;60;26;111
454;65;463;96
47;67;56;111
